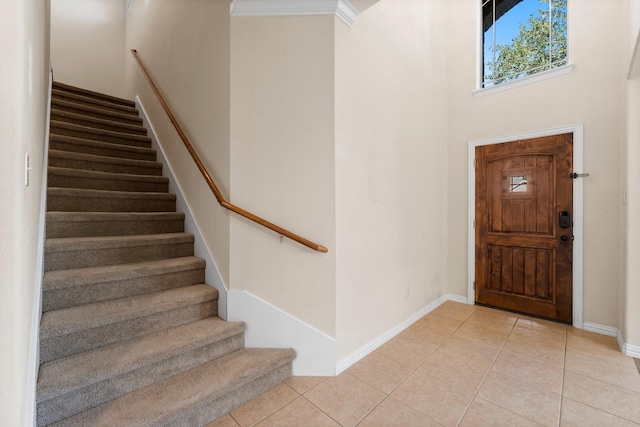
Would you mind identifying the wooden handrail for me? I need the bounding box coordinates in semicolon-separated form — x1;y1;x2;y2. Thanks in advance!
131;49;328;253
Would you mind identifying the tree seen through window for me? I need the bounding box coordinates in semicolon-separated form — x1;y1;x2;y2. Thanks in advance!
482;0;567;87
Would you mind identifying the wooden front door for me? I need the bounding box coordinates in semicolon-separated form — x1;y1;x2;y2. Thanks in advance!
475;134;573;323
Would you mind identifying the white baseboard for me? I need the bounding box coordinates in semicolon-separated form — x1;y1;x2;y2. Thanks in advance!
135;97;228;319
445;293;469;304
615;330;640;359
582;322;619;337
227;290;337;376
335;294;468;375
582;322;640;359
621;341;640;359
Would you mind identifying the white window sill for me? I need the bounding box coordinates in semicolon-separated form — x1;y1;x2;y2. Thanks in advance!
473;63;575;97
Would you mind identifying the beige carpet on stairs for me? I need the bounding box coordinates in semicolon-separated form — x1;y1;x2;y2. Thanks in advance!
36;81;295;426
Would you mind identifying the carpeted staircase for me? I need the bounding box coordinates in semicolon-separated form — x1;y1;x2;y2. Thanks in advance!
36;82;295;426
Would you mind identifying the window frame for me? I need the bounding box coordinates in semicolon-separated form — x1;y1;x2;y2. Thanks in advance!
475;0;573;96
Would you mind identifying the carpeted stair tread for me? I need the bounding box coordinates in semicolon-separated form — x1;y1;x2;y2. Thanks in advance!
52;98;142;125
48;167;168;193
43;256;202;292
52;89;138;115
48;150;162;176
40;285;216;338
47;187;176;213
37;317;244;401
53;82;136;107
42;256;204;312
44;232;193;271
50;120;151;147
39;285;218;362
51;109;147;136
50;348;295;427
36;317;245;426
46;211;183;238
49;134;156;160
51;89;138;115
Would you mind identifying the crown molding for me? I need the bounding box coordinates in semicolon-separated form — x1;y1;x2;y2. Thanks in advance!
230;0;359;28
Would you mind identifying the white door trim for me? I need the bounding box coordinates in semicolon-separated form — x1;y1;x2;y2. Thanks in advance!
468;124;584;328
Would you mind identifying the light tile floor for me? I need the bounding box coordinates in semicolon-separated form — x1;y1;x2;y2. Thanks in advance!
208;301;640;427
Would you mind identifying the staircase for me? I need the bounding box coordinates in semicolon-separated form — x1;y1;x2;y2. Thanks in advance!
37;82;295;426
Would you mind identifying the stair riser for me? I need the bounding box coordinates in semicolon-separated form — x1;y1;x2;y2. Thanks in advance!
48;156;162;176
48;174;169;193
162;363;292;427
52;100;141;125
38;334;244;426
52;83;136;108
45;241;192;272
43;265;202;312
40;301;217;363
49;140;156;161
47;194;175;214
51;111;147;136
49;359;292;427
52;91;137;114
46;217;183;239
51;123;150;147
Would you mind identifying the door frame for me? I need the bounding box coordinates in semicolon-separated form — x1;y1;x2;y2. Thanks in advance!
467;124;584;328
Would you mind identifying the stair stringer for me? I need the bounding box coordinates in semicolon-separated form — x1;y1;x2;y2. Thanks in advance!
136;97;337;376
27;65;54;427
227;289;337;376
135;97;228;319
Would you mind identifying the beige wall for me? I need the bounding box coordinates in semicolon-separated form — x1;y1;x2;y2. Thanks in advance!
0;0;50;424
51;0;125;97
624;1;640;348
446;0;625;328
624;77;640;347
335;0;449;358
125;0;231;285
230;15;337;336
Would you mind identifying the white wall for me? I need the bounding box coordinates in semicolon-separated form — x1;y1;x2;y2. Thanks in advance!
125;0;231;286
0;1;50;424
446;0;625;328
335;0;450;359
50;0;125;97
229;15;337;337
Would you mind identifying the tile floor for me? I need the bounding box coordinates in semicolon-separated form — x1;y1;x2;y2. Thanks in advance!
209;301;640;427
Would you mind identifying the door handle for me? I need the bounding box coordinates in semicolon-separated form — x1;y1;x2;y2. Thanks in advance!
560;235;573;242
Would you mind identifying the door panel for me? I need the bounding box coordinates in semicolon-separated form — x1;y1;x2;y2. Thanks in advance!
475;134;573;323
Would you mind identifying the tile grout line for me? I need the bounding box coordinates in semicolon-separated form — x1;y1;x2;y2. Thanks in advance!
557;328;568;427
299;393;345;426
454;312;522;427
354;305;477;426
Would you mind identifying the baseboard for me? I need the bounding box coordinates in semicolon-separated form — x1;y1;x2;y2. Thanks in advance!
335;294;468;375
621;341;640;359
582;322;640;359
227;290;337;376
615;330;640;359
445;293;469;304
582;322;619;337
135;97;229;319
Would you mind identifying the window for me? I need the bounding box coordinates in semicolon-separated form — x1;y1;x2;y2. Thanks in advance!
482;0;567;88
510;175;527;193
